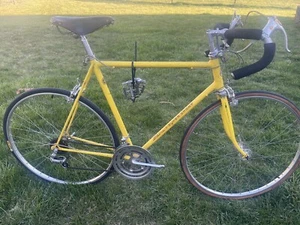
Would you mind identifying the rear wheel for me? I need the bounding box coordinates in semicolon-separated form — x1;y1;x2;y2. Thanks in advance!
180;91;300;199
3;88;119;184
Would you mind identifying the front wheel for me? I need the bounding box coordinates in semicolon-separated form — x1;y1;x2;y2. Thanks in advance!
3;88;119;184
180;91;300;199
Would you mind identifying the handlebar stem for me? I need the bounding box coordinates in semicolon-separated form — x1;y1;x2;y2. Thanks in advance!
206;29;227;58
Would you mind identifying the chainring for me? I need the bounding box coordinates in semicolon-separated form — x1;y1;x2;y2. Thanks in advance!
112;145;154;180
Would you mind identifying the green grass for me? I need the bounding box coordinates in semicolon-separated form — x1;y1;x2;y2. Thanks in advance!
1;0;300;224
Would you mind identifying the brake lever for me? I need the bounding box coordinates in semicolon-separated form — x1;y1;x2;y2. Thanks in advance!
262;16;291;52
229;11;243;29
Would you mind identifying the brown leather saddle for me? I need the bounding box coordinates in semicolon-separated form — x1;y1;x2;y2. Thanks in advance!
50;16;114;36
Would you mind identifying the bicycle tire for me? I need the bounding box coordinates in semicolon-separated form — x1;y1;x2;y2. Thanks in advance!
180;91;300;199
3;88;120;184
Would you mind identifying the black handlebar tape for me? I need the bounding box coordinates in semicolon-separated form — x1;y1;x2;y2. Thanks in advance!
224;29;262;40
214;23;230;29
231;43;276;80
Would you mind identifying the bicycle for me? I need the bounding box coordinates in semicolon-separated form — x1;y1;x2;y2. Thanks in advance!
3;12;300;200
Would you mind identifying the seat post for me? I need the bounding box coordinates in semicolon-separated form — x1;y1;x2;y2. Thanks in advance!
80;35;96;59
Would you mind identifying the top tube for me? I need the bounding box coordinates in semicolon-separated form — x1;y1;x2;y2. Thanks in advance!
95;60;216;69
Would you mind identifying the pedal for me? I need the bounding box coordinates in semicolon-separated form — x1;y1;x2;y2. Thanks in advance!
131;159;165;168
122;78;146;102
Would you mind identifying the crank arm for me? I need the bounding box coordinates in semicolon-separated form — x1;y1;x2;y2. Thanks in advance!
131;159;165;168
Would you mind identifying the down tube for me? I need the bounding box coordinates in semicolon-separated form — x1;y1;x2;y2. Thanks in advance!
143;82;217;150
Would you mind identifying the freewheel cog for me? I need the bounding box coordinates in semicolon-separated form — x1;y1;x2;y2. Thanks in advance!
112;145;154;180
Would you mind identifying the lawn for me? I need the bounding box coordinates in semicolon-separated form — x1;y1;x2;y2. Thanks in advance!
0;0;300;224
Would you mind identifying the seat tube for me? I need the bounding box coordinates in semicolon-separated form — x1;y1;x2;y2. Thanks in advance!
93;63;132;145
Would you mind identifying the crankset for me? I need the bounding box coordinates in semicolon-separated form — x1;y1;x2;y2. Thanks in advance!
113;145;164;180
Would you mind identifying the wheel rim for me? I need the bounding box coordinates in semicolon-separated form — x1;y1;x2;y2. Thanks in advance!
5;89;118;184
181;92;300;199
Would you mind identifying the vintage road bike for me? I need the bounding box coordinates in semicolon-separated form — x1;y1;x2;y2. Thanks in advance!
3;12;300;199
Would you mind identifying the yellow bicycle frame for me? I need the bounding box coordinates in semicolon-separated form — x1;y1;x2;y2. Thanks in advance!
53;58;248;159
